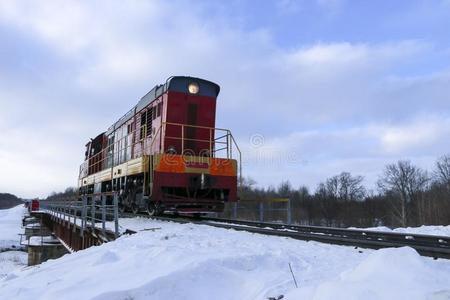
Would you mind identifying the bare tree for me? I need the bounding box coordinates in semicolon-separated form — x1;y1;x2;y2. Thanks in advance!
435;154;450;189
315;182;338;226
322;172;366;201
277;180;293;197
378;160;429;226
238;176;257;200
337;172;366;201
314;172;365;226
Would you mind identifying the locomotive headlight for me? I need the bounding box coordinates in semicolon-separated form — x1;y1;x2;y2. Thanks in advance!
167;146;176;154
188;82;199;94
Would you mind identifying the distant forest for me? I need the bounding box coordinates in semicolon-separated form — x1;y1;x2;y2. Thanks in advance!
0;193;23;209
234;154;450;228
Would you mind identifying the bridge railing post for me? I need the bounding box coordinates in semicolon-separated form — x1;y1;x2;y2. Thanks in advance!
113;193;119;238
259;201;264;223
233;202;237;219
73;200;78;232
91;196;95;229
101;195;106;236
64;202;68;226
287;198;292;225
81;196;87;237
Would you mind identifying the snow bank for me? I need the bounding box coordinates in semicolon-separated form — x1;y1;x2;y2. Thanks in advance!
1;219;370;300
0;251;27;280
387;225;450;236
350;225;450;237
0;205;28;281
1;215;450;300
0;205;26;249
285;247;450;299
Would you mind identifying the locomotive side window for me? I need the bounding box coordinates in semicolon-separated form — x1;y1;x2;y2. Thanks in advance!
140;111;147;140
107;135;114;168
157;102;161;117
146;107;153;137
126;122;133;160
120;126;127;164
152;105;157;120
114;128;121;165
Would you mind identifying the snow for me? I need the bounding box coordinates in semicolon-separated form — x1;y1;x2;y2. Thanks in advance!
285;247;450;300
118;218;450;238
0;251;27;280
1;206;450;299
0;205;27;249
24;223;41;229
1;216;450;300
28;236;59;246
110;216;165;233
0;205;28;281
351;225;450;237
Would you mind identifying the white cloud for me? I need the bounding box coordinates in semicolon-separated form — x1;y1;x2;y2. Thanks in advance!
276;0;303;15
379;117;450;154
286;40;430;70
0;127;81;197
316;0;346;14
0;1;95;53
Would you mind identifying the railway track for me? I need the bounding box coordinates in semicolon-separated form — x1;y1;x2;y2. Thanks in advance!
121;213;450;260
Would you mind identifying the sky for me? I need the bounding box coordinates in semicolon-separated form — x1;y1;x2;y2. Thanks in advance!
0;0;450;198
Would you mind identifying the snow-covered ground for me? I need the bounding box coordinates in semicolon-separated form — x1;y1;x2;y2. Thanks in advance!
0;205;28;280
0;251;27;280
352;225;450;237
113;217;450;237
1;206;450;299
0;205;27;249
0;210;449;300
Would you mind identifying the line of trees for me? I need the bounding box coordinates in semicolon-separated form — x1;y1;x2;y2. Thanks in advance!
46;187;78;201
237;154;450;228
0;193;23;209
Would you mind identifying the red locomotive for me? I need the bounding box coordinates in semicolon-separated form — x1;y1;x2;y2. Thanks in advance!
78;76;241;215
26;199;40;212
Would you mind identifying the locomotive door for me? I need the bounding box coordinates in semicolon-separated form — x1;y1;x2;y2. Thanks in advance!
185;103;197;154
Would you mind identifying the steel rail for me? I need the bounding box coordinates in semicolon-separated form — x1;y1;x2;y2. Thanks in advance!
200;217;450;259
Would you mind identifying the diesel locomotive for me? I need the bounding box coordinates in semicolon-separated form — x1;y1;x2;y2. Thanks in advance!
78;76;241;215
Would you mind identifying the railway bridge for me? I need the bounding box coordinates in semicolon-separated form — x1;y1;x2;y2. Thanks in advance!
27;195;119;258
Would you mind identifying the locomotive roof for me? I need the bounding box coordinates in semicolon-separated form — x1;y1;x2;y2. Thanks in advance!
105;76;220;136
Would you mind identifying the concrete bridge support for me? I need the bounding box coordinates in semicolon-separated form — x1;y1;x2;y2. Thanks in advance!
27;236;69;266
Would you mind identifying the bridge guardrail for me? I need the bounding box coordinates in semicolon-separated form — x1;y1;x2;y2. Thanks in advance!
40;194;119;239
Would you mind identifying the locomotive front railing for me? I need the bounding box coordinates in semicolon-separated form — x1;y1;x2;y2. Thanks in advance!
159;122;239;158
152;122;242;184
